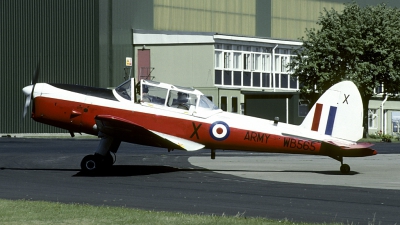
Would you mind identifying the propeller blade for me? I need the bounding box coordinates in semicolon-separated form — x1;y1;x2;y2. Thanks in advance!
22;85;33;118
32;62;40;85
23;62;39;118
23;95;31;118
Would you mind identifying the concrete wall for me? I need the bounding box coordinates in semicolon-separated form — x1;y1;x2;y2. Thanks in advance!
134;44;215;88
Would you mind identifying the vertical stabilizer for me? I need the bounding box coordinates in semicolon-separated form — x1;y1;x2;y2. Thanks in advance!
300;81;363;142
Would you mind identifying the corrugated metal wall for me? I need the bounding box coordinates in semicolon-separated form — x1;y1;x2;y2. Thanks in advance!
271;0;345;40
153;0;256;36
0;0;98;134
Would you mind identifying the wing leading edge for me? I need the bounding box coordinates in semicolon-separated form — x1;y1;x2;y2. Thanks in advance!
94;115;204;151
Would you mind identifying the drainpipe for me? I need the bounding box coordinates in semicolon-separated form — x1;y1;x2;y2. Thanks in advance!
381;95;388;134
272;44;278;92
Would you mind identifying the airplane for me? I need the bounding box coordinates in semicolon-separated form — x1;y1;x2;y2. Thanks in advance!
22;65;377;174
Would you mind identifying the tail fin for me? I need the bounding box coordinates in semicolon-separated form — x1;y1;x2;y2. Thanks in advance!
300;81;363;142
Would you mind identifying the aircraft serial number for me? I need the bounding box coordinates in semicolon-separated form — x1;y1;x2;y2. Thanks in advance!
283;138;317;151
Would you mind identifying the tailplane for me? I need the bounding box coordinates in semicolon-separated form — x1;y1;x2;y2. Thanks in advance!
300;81;363;142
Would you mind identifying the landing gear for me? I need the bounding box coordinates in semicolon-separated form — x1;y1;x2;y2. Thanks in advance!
340;164;351;174
329;156;351;174
80;132;120;173
80;154;101;172
80;152;116;173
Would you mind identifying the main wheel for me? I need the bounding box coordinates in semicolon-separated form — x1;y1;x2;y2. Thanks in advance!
80;155;99;173
340;164;351;174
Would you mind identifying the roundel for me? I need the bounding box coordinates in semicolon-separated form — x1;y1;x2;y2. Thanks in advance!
209;121;230;141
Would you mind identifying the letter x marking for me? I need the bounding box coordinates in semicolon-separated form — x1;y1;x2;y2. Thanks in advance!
190;122;202;139
343;94;350;104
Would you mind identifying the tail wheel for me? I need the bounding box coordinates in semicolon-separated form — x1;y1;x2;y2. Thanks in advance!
340;164;351;174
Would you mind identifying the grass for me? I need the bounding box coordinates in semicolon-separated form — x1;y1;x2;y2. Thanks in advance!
0;199;339;225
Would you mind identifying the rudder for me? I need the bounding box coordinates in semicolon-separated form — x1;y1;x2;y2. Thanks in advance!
300;81;364;142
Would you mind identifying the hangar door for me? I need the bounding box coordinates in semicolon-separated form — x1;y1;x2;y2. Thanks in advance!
243;92;304;125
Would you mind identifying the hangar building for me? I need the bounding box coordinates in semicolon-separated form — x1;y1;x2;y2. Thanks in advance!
1;0;400;136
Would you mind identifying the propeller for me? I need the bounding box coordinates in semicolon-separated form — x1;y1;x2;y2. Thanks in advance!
22;63;40;118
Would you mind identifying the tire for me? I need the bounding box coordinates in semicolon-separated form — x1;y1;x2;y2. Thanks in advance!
340;164;351;174
80;155;98;173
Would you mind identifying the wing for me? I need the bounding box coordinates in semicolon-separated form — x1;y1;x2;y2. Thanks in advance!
94;115;204;151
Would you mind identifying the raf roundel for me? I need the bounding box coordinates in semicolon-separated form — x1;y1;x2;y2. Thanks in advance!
209;121;230;141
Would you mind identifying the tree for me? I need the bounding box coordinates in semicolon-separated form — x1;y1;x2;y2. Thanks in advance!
289;2;400;137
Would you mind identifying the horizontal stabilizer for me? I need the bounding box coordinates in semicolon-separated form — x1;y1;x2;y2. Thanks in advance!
320;141;377;157
95;115;204;151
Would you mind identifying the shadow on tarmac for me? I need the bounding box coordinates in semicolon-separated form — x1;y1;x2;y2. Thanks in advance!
1;165;358;177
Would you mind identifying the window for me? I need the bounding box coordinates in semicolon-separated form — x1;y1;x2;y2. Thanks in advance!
368;109;377;128
298;100;309;117
167;90;198;110
214;43;298;90
215;70;222;85
290;76;297;89
141;84;168;105
224;52;231;69
281;74;288;88
223;71;232;85
253;54;261;71
215;51;222;68
253;72;260;87
233;52;241;69
198;95;218;110
231;97;238;113
243;53;251;71
262;73;270;87
115;79;131;100
263;54;271;72
220;96;227;111
243;72;251;86
233;71;241;86
281;56;289;72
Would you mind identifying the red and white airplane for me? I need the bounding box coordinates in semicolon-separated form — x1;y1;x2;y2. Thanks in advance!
22;67;376;174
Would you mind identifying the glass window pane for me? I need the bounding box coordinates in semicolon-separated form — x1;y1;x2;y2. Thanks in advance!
215;51;222;68
290;75;297;89
262;73;270;87
223;71;232;85
243;72;251;86
281;74;288;88
215;70;222;85
224;52;231;69
233;71;241;86
233;52;241;69
253;72;260;87
275;74;280;88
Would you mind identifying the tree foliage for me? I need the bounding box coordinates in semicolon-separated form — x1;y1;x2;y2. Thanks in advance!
289;2;400;136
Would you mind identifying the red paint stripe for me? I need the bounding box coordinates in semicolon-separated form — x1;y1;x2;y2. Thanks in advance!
311;103;323;131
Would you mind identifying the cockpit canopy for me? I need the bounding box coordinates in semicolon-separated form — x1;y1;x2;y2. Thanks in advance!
115;79;219;112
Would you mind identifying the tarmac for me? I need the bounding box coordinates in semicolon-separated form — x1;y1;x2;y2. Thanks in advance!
189;153;400;190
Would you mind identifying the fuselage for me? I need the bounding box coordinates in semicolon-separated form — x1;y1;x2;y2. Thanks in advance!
29;82;372;157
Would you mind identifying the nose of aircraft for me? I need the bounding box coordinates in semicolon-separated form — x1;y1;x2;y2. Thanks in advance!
22;85;33;96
